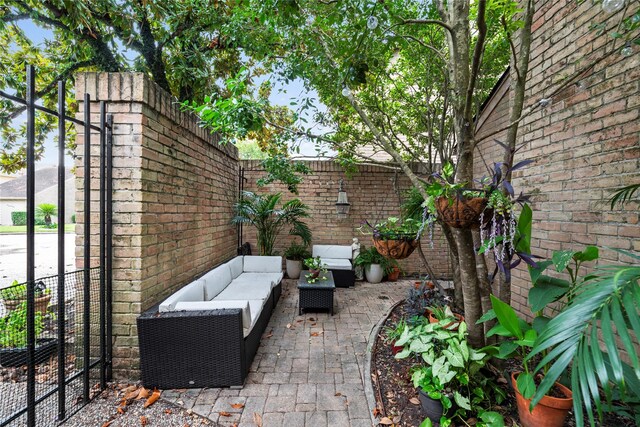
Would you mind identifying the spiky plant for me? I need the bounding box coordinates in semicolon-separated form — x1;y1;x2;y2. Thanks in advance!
35;203;57;226
232;191;311;256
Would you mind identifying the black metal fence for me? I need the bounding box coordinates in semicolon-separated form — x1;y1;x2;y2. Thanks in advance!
0;65;113;426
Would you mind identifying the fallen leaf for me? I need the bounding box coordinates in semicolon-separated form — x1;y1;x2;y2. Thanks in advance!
101;421;114;427
140;415;148;425
310;331;324;337
164;409;173;414
409;397;420;405
253;412;263;427
117;407;126;415
265;332;273;338
286;323;292;329
121;385;137;394
467;418;478;425
230;403;245;409
125;388;141;400
372;408;381;417
219;411;232;417
308;317;315;321
393;415;401;423
311;323;317;326
143;388;161;408
379;417;393;425
137;388;150;400
296;320;303;323
335;392;342;397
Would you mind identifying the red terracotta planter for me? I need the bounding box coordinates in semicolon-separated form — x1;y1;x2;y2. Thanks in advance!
387;267;401;281
511;372;573;427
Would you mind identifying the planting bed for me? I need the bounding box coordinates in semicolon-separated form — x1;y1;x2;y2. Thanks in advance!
372;301;634;427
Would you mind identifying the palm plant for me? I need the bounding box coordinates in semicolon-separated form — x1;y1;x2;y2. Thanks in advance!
36;203;57;226
232;191;311;256
527;249;640;426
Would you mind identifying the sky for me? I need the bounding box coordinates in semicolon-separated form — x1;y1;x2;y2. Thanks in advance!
11;18;331;168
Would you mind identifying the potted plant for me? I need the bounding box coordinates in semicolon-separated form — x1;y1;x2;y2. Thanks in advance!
0;302;57;367
361;217;421;259
283;241;311;279
303;256;326;280
383;318;407;355
395;320;505;426
427;305;464;331
385;258;402;281
483;295;573;427
1;280;51;315
232;191;311;256
353;246;387;283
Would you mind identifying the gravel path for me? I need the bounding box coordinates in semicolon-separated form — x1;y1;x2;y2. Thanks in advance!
63;384;215;427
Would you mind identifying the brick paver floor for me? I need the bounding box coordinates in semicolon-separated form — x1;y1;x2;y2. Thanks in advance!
160;278;411;427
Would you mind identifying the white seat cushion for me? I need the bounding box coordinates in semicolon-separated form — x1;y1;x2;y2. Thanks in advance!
235;272;283;289
313;245;352;259
173;300;251;330
215;280;272;301
321;258;352;270
244;299;267;337
228;256;244;279
200;264;232;300
243;256;283;273
159;280;204;312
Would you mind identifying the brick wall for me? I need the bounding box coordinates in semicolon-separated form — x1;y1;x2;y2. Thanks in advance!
475;0;639;317
75;73;239;377
241;160;452;278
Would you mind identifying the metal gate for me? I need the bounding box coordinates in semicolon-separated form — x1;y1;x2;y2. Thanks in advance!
0;65;113;426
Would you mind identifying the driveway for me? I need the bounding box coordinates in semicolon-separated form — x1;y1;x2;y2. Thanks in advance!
0;233;76;289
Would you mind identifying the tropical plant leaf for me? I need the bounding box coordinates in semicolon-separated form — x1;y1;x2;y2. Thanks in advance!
528;260;553;285
490;295;523;339
528;276;570;312
516;372;535;399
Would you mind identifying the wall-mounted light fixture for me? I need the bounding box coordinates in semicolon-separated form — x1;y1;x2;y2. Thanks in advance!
335;179;350;218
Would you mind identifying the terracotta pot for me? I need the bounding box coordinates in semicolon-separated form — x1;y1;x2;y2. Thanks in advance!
372;237;419;259
3;295;52;316
511;372;573;427
387;267;400;282
428;311;464;330
436;196;487;229
415;281;434;289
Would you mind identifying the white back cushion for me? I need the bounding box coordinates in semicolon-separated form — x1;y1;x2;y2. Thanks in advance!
201;265;232;300
228;256;244;279
243;256;283;273
313;245;352;259
159;280;204;312
173;300;251;329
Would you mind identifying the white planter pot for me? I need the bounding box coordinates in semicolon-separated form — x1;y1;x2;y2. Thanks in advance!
365;264;384;283
286;259;303;279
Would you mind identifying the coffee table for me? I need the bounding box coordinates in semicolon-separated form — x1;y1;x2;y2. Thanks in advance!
298;270;335;315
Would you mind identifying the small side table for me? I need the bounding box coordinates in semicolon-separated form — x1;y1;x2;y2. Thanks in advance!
298;271;335;315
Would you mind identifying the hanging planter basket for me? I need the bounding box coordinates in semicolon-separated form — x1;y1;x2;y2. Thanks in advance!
436;196;488;229
372;236;419;260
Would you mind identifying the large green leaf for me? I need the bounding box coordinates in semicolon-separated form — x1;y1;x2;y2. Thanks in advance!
574;246;599;262
490;295;523;339
528;260;553;285
516;372;535;399
552;250;577;272
515;204;532;254
528;275;571;312
453;391;471;410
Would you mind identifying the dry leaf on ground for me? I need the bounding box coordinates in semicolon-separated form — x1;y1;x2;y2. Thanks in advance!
164;409;172;414
219;411;232;417
140;415;148;425
230;403;245;409
379;417;393;425
372;408;381;417
101;421;114;427
137;388;150;400
253;412;263;427
409;397;420;405
143;388;161;408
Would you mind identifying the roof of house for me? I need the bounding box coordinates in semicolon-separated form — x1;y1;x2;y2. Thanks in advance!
0;167;72;198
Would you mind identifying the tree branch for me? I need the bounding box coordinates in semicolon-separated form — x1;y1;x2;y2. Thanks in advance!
400;18;453;34
464;0;487;119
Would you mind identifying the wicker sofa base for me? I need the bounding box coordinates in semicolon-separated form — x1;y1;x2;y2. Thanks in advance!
138;291;275;389
330;269;355;288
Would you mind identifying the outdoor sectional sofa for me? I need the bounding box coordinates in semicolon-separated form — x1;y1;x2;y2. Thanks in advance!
137;255;283;389
312;244;355;288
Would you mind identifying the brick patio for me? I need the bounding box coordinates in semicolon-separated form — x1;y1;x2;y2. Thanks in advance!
160;278;410;426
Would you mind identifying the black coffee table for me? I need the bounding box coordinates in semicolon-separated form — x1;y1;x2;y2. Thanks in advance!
298;270;335;315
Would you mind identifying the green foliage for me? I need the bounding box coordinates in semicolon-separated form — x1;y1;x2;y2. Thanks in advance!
1;0;245;172
71;214;76;224
608;183;640;209
396;318;505;426
303;256;325;270
36;203;57;226
236;140;269;160
11;211;26;226
353;246;388;269
362;217;422;240
0;280;50;301
232;191;311;256
0;302;45;349
283;241;311;261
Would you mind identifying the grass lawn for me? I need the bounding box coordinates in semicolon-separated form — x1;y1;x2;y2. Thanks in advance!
0;224;76;233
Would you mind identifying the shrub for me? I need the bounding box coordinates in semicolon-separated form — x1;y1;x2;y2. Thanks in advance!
71;214;76;223
11;211;26;226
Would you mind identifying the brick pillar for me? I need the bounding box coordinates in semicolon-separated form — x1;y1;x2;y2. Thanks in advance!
75;73;239;379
